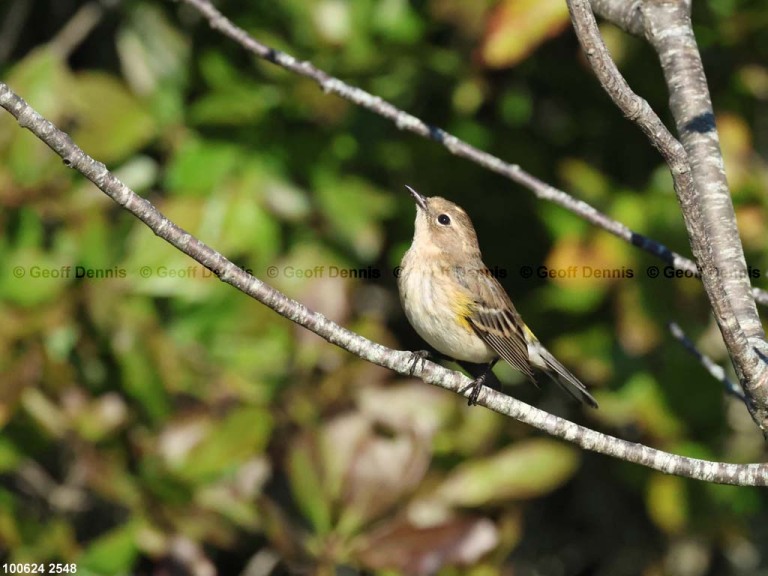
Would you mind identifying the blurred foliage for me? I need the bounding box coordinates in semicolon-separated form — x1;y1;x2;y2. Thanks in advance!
1;0;768;574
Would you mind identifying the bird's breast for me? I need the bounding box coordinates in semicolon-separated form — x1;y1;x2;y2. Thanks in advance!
398;255;496;363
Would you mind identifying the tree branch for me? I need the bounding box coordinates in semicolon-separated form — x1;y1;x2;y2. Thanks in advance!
2;81;767;485
640;0;768;429
565;0;768;436
174;0;768;307
590;0;644;36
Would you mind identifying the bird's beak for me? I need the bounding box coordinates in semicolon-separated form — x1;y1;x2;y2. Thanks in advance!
405;185;428;211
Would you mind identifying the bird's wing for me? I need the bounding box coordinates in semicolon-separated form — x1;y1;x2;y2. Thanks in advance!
453;266;598;408
456;267;534;380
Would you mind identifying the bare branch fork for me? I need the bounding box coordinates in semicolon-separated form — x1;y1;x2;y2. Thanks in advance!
174;0;768;308
567;0;768;434
2;82;767;485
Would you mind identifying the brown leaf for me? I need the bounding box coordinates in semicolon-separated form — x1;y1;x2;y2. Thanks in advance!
359;516;498;575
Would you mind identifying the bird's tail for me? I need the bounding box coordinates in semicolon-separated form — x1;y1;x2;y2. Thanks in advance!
530;342;598;408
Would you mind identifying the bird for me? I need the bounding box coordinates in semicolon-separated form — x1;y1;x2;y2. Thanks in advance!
397;185;598;408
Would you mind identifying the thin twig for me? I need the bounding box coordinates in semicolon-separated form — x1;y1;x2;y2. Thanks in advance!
2;81;767;486
668;322;746;403
50;2;104;58
174;0;768;307
0;0;31;64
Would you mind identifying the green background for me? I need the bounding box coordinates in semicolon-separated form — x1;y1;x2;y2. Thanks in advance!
1;0;768;574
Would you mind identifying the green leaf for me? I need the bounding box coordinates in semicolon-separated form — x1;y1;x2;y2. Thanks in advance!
315;175;394;261
647;474;687;533
558;158;611;203
78;522;139;575
117;3;190;109
592;373;684;440
122;197;216;299
190;51;280;125
3;48;70;117
372;0;424;43
116;301;171;422
71;72;156;163
175;406;273;482
436;439;580;506
199;175;282;264
0;249;72;307
287;435;333;534
2;48;73;186
164;138;243;197
0;438;21;473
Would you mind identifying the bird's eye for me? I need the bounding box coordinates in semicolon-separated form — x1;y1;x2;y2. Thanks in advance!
437;214;451;226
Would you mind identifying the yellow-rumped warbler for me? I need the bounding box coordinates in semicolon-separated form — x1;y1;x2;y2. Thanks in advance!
398;186;598;408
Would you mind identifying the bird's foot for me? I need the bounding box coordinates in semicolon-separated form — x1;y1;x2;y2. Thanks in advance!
408;350;432;376
464;372;488;407
458;360;499;407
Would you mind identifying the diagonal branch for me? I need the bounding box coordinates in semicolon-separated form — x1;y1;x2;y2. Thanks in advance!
668;322;746;404
2;81;767;485
565;0;768;436
175;0;768;307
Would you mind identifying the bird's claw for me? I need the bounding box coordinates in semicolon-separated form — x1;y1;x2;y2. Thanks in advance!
465;373;487;406
408;350;431;375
